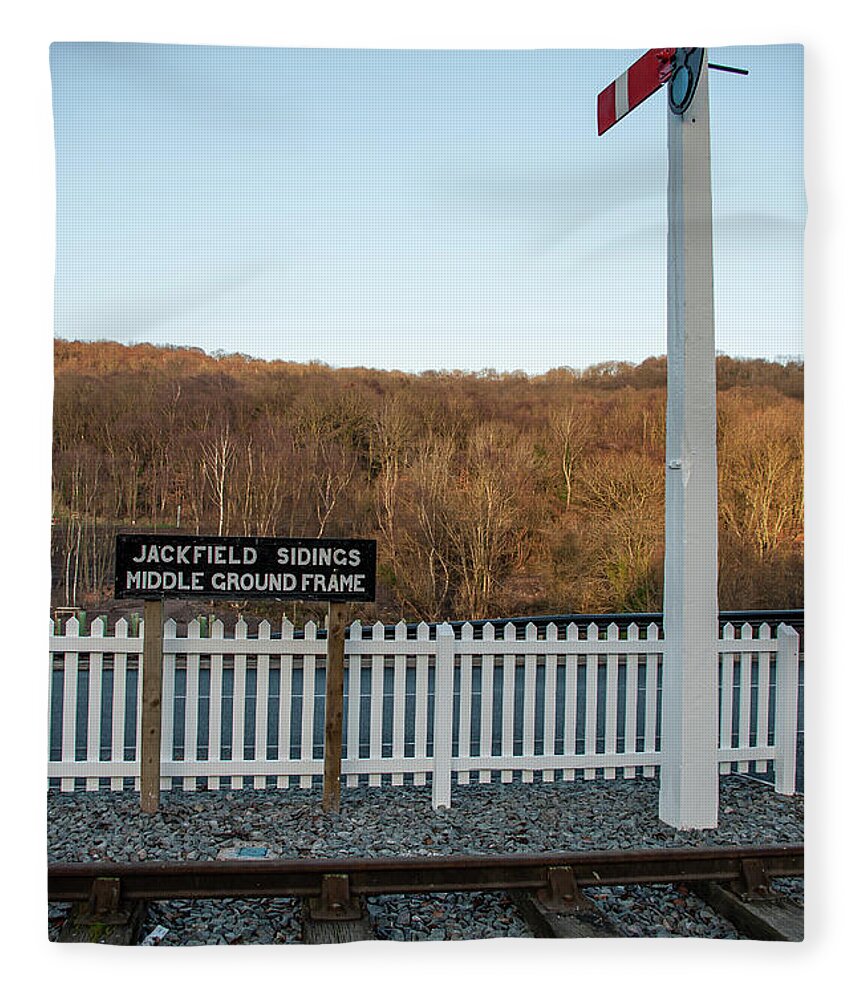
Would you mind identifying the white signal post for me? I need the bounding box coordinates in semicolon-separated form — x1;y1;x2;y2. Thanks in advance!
660;53;719;830
598;48;724;829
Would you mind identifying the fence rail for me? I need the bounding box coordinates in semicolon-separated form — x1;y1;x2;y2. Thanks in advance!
48;615;801;806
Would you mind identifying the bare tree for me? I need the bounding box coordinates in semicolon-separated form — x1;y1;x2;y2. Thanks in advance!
202;425;237;535
549;403;592;511
312;440;358;537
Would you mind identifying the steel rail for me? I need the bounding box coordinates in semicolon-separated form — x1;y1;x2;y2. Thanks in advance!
49;844;802;904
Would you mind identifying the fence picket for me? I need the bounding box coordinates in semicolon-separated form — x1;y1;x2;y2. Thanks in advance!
719;623;735;775
412;622;430;785
563;623;578;780
604;624;619;780
501;623;516;783
111;618;130;791
254;620;271;790
60;617;80;791
414;623;430;786
207;619;224;790
584;623;599;780
346;622;362;788
737;623;753;773
542;624;558;781
432;624;455;808
392;621;408;786
623;624;639;778
230;618;248;790
521;624;537;783
755;624;771;772
85;618;105;791
643;623;659;778
369;623;385;786
161;619;176;791
48;620;55;769
276;619;294;789
300;621;316;789
457;624;474;784
183;619;200;791
479;623;494;783
774;624;800;795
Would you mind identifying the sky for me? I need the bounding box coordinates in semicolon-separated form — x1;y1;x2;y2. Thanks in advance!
50;42;804;373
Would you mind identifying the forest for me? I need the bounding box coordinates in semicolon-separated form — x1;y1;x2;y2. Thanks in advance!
52;339;804;623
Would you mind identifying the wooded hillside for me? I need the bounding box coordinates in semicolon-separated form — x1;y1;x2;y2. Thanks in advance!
52;339;803;621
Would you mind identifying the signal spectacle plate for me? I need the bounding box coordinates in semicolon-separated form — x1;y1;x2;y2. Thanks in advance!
669;48;705;114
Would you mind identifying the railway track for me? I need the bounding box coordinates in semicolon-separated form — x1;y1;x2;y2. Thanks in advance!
49;843;803;943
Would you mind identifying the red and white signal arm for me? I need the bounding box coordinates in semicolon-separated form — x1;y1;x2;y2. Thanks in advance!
597;48;676;135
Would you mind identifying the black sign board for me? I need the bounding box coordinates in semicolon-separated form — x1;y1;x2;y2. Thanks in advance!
115;534;376;602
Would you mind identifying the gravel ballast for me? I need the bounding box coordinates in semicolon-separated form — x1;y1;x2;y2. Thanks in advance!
47;774;803;944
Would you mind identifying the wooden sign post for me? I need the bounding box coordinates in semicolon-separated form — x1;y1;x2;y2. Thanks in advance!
140;598;164;814
322;602;350;813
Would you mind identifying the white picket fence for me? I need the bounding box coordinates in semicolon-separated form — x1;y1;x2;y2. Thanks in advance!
48;616;801;806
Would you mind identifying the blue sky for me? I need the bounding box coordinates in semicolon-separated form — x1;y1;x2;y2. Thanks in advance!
51;42;804;373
